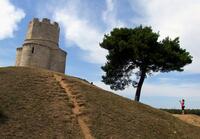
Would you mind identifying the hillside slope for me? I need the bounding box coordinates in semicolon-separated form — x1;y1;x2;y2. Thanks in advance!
173;114;200;127
0;67;200;139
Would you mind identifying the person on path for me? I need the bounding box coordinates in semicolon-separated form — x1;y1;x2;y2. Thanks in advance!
179;99;185;114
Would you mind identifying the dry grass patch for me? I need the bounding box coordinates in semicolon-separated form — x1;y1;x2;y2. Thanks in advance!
0;67;200;139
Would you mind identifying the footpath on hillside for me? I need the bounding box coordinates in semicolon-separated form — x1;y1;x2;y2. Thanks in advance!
54;74;94;139
173;114;200;127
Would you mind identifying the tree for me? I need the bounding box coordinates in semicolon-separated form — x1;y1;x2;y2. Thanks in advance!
100;26;192;102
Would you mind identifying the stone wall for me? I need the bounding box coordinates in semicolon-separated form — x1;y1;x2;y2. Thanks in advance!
20;44;51;69
50;49;67;73
15;48;22;66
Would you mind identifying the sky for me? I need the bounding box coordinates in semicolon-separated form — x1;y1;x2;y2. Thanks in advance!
0;0;200;109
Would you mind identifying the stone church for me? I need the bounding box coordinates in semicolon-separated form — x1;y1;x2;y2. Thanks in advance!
15;18;67;73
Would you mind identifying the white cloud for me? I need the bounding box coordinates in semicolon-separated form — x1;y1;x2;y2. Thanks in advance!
39;0;128;65
142;82;200;97
130;0;200;73
94;80;200;100
54;9;107;64
102;0;125;28
0;0;25;40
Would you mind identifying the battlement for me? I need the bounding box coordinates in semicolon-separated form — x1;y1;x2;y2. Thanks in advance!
29;18;59;30
16;47;22;50
42;18;50;23
25;18;60;48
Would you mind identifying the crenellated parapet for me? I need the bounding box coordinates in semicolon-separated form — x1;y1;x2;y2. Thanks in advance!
30;18;59;28
25;18;60;48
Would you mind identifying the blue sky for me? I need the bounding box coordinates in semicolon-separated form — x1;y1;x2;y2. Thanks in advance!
1;0;200;109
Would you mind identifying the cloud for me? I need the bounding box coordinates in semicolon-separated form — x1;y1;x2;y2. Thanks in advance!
43;0;107;64
94;79;200;100
129;0;200;73
54;8;107;64
0;0;25;40
50;0;126;64
102;0;125;28
143;82;200;97
52;0;200;70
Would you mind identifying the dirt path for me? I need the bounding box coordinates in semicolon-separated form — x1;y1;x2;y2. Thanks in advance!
54;75;94;139
173;114;200;127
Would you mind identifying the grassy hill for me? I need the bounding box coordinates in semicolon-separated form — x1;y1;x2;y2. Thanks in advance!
0;67;200;139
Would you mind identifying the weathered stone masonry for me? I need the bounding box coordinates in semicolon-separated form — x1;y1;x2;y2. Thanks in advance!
15;18;67;73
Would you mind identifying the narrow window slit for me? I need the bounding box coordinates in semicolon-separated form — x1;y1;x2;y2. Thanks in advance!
32;47;34;53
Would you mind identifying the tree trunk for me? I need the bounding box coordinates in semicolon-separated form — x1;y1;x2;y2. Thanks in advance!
134;70;146;102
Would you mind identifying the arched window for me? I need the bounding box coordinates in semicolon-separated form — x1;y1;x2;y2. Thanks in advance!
32;47;34;53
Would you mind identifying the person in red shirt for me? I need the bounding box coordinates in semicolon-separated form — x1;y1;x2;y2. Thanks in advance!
179;99;185;114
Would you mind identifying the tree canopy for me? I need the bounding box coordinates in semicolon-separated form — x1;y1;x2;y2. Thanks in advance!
100;26;192;101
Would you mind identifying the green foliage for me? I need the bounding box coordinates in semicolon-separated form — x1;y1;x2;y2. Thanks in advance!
100;26;192;101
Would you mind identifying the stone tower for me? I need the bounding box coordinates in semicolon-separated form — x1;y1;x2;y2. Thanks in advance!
15;18;67;73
